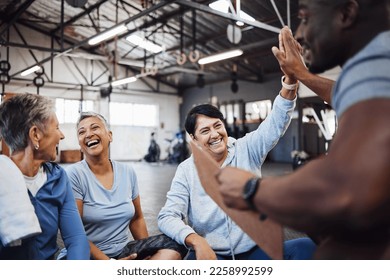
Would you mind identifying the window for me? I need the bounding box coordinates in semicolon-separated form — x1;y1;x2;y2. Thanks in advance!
132;104;158;127
219;103;241;125
245;100;272;122
109;102;133;126
56;98;94;124
109;102;158;127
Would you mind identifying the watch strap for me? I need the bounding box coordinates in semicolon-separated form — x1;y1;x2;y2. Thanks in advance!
242;177;261;210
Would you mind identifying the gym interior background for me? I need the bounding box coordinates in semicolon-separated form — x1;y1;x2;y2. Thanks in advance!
0;0;339;165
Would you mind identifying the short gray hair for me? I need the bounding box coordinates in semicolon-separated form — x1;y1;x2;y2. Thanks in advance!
77;111;109;130
0;93;55;152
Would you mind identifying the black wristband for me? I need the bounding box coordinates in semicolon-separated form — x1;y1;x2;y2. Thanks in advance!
242;177;261;210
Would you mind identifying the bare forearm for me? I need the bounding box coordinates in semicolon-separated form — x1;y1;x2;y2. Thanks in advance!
185;233;202;248
130;196;149;239
130;217;149;240
217;159;343;234
89;241;109;260
298;71;333;103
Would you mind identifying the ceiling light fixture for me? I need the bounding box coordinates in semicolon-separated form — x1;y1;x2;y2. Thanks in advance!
111;76;137;87
126;34;164;53
21;65;41;76
209;0;229;13
198;49;243;65
88;24;128;46
209;0;255;26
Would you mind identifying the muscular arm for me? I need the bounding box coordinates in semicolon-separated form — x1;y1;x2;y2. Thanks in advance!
218;99;390;234
129;196;148;240
292;70;334;104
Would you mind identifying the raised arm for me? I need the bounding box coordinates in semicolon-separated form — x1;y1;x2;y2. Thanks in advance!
272;26;334;104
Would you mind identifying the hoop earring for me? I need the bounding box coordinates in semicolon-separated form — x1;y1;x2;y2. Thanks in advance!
34;144;39;150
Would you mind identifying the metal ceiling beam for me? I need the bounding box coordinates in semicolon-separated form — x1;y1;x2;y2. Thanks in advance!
1;41;62;53
175;0;281;34
287;0;291;28
134;1;283;76
17;15;82;48
51;0;108;34
60;0;65;50
97;0;190;49
13;24;50;81
102;0;217;61
270;0;285;27
11;1;176;77
89;0;176;43
66;56;90;85
0;0;36;38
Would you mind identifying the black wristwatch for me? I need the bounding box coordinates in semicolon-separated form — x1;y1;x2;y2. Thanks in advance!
242;176;261;210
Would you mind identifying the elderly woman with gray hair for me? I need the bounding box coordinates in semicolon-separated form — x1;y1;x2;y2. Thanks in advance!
0;93;89;260
58;111;187;260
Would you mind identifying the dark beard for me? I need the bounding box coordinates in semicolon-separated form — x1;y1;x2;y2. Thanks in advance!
308;63;326;74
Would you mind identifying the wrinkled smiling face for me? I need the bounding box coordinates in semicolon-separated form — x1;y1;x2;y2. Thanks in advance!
77;116;112;157
37;112;65;161
193;115;228;161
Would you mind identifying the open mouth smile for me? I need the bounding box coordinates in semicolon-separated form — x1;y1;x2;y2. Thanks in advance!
209;139;222;146
86;139;100;148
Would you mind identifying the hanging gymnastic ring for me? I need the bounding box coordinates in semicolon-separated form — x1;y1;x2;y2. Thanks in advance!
188;50;200;63
176;53;187;65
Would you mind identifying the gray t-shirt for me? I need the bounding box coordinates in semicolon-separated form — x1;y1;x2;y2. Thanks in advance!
66;160;139;257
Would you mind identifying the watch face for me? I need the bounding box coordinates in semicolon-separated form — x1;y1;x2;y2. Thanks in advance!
242;177;260;210
243;177;258;200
